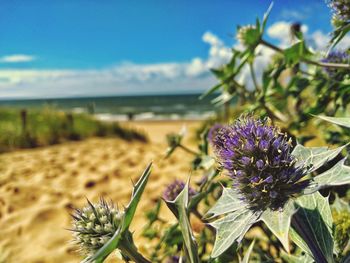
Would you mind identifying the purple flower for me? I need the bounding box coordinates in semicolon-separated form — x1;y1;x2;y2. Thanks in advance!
163;179;197;201
321;51;350;78
207;123;224;143
327;0;350;22
211;115;307;210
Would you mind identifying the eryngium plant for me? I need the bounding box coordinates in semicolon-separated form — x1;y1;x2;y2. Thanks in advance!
70;163;152;263
71;198;123;256
206;116;350;262
211;116;307;210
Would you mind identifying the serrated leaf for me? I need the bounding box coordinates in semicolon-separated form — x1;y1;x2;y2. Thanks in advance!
241;239;255;263
260;200;295;252
165;183;200;263
304;158;350;194
82;163;152;263
210;208;262;258
292;144;346;172
205;188;246;219
291;192;334;263
316;115;350;129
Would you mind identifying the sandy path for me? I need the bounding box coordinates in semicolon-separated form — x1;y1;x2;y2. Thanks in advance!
0;121;201;262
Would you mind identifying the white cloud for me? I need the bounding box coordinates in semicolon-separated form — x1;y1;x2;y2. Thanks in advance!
267;21;308;47
0;22;349;98
0;54;36;63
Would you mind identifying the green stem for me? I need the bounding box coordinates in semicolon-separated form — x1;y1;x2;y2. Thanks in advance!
119;231;151;263
179;144;200;156
260;39;350;69
291;213;328;263
249;62;260;91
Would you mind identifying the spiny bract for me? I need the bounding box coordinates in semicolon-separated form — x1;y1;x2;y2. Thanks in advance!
71;198;123;256
211;116;308;210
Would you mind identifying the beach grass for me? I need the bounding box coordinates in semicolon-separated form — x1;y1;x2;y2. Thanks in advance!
0;107;147;153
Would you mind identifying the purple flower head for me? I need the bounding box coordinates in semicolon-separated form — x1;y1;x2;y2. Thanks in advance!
207;123;224;143
321;51;350;78
327;0;350;23
211;115;308;210
163;179;197;201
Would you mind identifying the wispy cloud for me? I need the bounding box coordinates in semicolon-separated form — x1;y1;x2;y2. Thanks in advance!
0;54;36;63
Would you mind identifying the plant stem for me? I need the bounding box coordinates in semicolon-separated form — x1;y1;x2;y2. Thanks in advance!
249;62;260;91
291;213;328;263
260;39;350;69
179;144;200;156
119;231;152;263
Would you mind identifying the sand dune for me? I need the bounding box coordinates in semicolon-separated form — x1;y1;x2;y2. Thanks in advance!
0;121;201;263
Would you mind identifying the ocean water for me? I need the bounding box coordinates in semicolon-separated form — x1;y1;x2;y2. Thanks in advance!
0;93;219;121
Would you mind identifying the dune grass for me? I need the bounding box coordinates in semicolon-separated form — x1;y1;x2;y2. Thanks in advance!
0;107;147;153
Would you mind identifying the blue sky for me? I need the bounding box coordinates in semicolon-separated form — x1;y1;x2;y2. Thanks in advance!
0;0;344;98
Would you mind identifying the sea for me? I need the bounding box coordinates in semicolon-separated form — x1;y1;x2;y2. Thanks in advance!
0;93;220;121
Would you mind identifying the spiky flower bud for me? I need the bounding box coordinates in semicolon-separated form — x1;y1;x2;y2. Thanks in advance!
327;0;350;23
210;116;308;210
163;179;197;201
321;51;350;78
237;25;261;48
71;198;123;256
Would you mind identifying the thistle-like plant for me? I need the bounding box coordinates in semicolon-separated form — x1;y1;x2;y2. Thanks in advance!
71;198;123;257
70;163;153;263
206;115;350;262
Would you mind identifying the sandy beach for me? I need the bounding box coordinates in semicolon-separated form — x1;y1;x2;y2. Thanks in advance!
0;120;202;263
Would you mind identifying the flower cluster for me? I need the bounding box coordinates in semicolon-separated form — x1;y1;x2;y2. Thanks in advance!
321;51;350;78
71;198;123;256
236;25;261;48
211;116;308;210
163;179;197;201
327;0;350;24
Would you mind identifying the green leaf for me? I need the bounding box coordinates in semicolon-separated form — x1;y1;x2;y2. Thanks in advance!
82;163;152;263
283;40;312;65
260;201;295;252
292;144;346;172
200;83;223;100
165;183;200;263
241;239;255;263
316;115;350;129
205;188;246;219
304;158;350;194
210;208;262;258
261;2;273;32
291;192;334;263
328;22;350;52
281;250;314;263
